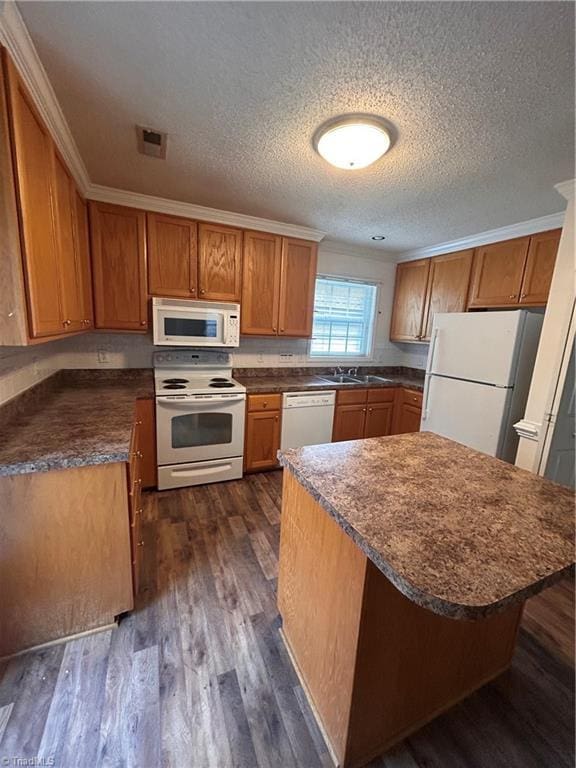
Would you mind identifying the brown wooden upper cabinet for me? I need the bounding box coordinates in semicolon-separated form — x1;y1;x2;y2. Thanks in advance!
2;50;92;340
147;212;198;299
468;230;560;309
241;231;282;335
278;238;318;337
518;229;562;305
468;237;530;308
419;249;475;341
198;223;243;302
241;233;317;337
89;202;148;331
389;259;431;342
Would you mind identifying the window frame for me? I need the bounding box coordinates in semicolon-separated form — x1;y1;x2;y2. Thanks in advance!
307;273;380;362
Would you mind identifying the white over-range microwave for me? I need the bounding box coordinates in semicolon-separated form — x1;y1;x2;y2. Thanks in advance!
152;298;240;347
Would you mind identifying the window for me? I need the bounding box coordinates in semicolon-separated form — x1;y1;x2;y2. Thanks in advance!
309;276;378;358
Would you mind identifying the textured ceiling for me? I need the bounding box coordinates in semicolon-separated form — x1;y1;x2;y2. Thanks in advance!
18;1;575;253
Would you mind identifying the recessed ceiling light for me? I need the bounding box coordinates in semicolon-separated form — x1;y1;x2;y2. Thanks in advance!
371;235;386;241
313;114;392;170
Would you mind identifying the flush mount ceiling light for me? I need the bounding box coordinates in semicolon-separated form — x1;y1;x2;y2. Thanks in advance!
313;114;392;170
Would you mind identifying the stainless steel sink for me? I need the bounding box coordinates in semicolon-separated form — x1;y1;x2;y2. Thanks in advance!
352;375;395;384
319;374;362;384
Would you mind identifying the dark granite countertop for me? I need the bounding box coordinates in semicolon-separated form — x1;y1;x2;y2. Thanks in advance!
234;366;424;394
278;432;575;620
0;370;153;476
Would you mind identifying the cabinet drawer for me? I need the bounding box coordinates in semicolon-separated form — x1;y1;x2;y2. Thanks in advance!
336;389;368;405
367;387;396;403
399;388;423;407
248;393;282;412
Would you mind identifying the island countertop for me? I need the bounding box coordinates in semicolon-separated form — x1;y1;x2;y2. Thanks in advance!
278;431;575;619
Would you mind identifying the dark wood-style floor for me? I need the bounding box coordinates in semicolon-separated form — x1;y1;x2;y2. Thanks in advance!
0;470;573;768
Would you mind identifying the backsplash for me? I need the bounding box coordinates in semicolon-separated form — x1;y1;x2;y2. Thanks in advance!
0;333;429;407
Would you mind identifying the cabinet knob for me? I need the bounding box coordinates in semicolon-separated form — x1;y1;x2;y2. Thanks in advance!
200;289;206;295
368;408;373;412
262;402;267;408
272;327;277;332
137;540;144;547
275;416;279;422
63;319;71;326
520;293;527;298
190;288;196;294
140;320;147;326
280;328;285;333
509;294;516;299
362;408;367;412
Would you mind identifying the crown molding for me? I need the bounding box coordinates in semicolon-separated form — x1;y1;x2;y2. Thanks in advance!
397;211;566;262
87;184;326;242
0;0;90;193
554;179;575;201
319;238;397;262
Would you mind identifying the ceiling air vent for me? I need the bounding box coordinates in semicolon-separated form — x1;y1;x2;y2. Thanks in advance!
136;125;167;159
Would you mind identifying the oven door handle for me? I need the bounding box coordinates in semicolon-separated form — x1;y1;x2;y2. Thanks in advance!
156;395;245;406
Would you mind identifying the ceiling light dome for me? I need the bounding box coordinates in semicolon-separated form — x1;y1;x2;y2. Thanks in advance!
314;115;392;170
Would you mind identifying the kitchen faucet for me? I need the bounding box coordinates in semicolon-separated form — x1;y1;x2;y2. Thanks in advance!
347;367;358;376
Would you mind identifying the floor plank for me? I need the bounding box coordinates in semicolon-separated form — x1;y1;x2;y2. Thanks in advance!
0;470;573;768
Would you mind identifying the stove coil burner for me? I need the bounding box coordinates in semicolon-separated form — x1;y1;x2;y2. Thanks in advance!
163;378;189;384
209;381;235;388
210;377;229;383
163;383;187;390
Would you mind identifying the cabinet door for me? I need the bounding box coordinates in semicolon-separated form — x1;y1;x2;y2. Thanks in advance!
278;238;318;337
89;202;148;330
52;151;83;332
422;249;474;340
73;191;94;329
198;223;242;301
241;231;282;335
392;389;423;434
5;57;62;337
245;410;281;471
147;212;197;298
136;398;157;489
332;404;366;442
467;237;529;308
519;229;561;306
364;402;395;438
389;259;430;342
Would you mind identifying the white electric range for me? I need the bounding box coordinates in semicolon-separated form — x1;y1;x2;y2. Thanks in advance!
154;350;246;490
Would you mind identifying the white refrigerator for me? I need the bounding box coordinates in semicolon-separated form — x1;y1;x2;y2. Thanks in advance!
420;311;543;462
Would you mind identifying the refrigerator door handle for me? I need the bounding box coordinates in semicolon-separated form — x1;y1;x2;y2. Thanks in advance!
422;373;431;421
426;328;440;375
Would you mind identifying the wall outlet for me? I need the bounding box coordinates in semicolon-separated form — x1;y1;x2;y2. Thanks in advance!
256;351;265;364
278;352;294;364
97;348;110;364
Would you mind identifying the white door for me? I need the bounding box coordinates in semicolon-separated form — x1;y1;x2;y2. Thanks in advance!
421;375;511;457
427;311;524;386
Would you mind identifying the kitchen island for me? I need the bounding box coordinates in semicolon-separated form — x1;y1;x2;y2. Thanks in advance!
277;432;574;768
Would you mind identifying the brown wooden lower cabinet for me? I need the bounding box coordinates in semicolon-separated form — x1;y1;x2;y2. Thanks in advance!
0;462;133;658
333;387;419;442
135;397;157;489
392;388;423;435
278;471;523;768
245;393;282;472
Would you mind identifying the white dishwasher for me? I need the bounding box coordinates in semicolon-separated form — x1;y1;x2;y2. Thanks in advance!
280;391;336;450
